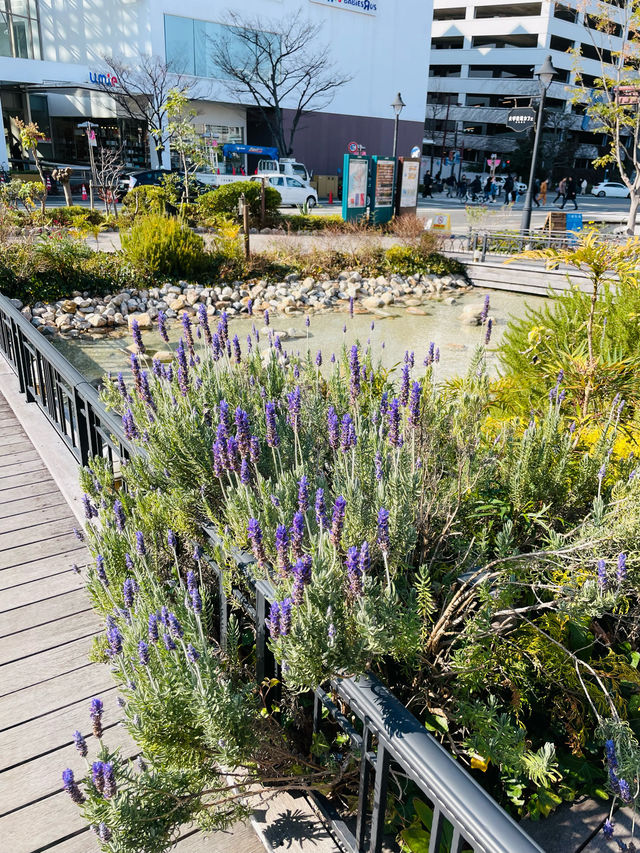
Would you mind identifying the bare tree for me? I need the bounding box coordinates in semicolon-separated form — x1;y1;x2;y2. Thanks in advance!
96;55;191;166
211;12;349;157
95;147;124;217
51;167;73;207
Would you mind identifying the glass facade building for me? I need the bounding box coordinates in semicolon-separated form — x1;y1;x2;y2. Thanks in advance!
0;0;40;59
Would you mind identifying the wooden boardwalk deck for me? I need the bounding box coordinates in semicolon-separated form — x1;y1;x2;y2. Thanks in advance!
0;390;266;853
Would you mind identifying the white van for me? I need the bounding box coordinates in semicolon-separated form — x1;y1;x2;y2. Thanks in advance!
250;175;318;208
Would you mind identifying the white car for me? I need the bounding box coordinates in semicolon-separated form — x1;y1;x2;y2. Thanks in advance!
250;175;318;208
591;181;630;198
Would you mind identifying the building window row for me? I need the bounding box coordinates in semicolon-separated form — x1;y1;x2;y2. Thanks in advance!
0;0;40;60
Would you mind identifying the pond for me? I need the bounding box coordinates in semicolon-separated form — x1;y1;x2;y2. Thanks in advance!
52;288;546;385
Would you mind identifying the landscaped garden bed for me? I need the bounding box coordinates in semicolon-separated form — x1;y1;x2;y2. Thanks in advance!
58;233;640;851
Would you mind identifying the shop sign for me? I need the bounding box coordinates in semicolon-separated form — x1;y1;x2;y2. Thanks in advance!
89;71;119;87
506;107;536;133
309;0;378;15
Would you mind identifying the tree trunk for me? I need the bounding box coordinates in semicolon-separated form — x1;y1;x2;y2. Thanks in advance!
625;191;640;236
62;180;73;207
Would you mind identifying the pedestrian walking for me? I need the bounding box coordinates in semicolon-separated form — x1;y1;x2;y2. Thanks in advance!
561;177;578;210
444;174;456;197
533;178;541;207
503;174;514;205
483;176;492;202
490;178;499;203
422;170;433;198
540;177;548;205
581;178;588;195
553;177;566;205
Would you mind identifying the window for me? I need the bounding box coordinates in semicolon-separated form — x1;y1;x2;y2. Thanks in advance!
581;42;613;64
554;3;577;23
164;14;275;80
472;34;538;49
550;35;574;52
433;7;465;20
475;2;541;17
0;0;40;59
429;65;461;77
469;65;535;78
286;177;303;188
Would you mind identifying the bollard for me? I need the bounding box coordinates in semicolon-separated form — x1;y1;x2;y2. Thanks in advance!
328;191;333;205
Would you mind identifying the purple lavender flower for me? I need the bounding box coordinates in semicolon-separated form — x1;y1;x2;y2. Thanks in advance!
163;632;176;652
340;413;356;452
131;318;145;354
190;586;202;614
250;436;260;464
480;294;490;324
107;623;123;656
603;819;614;839
157;310;169;343
97;823;112;842
168;613;183;638
186;643;200;663
435;347;440;363
130;352;142;394
399;364;410;406
211;333;222;361
73;730;88;757
292;556;312;605
265;402;279;448
374;450;383;482
135;531;146;556
123;577;136;608
287;386;302;432
122;408;138;441
240;458;251;485
377;508;390;555
168;529;177;550
248;518;267;568
279;598;293;636
264;308;270;326
619;778;631;802
330;496;347;548
176;339;189;396
226;436;240;472
269;601;281;639
424;342;435;367
315;488;327;529
315;350;322;368
349;345;361;403
408;381;421;429
102;762;117;799
96;555;108;587
345;546;363;597
349;296;354;317
117;372;128;400
327;406;339;450
387;398;402;448
290;512;305;560
82;493;97;520
90;698;104;739
148;612;159;643
597;558;607;589
617;553;627;581
484;318;493;346
181;312;195;355
197;304;212;345
62;768;85;804
160;605;170;626
275;524;290;577
152;358;163;378
359;541;370;577
232;334;242;364
92;761;105;793
247;298;253;316
235;408;251;458
598;463;606;483
138;641;149;666
113;499;125;532
605;739;617;769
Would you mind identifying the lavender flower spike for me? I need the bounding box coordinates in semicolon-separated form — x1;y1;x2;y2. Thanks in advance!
62;768;85;804
131;318;145;354
269;601;281;639
617;553;627;581
113;499;125;532
377;508;390;555
330;496;347;548
247;518;267;568
597;558;607;590
102;762;117;799
135;531;146;556
90;698;104;739
73;730;88;757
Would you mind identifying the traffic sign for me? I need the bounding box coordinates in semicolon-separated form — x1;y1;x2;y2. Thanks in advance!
347;141;358;154
410;145;421;158
506;107;536;133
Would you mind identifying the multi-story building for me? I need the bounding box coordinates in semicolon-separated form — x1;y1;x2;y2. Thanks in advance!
425;0;623;181
0;0;431;177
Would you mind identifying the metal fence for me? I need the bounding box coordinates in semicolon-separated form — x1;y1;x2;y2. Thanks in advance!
0;292;543;853
468;228;623;262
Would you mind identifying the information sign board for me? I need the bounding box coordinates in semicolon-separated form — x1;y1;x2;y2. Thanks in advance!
395;158;420;216
341;154;369;222
370;156;395;224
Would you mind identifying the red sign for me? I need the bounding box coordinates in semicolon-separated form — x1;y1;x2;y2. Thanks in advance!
487;158;501;168
347;141;358;154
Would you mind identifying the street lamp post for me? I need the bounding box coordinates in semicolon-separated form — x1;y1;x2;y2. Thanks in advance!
520;55;557;233
391;92;405;159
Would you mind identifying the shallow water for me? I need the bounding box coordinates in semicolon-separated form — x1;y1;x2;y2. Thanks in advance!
52;289;546;385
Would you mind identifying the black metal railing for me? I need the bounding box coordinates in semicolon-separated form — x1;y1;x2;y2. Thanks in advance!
0;293;543;853
468;228;623;262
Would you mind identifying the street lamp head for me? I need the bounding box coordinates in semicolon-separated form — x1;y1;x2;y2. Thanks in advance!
392;92;405;116
536;55;557;91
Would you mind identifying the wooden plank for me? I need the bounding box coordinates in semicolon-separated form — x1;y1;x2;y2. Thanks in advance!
0;635;94;694
0;435;30;456
0;460;47;480
0;588;90;636
0;789;88;853
0;551;88;589
42;828;100;853
0;608;98;665
174;824;265;852
0;469;56;492
0;480;61;507
0;449;41;469
0;664;112;730
0;520;76;553
0;686;119;771
0;493;67;520
0;501;70;535
0;570;85;611
0;534;86;571
0;722;137;816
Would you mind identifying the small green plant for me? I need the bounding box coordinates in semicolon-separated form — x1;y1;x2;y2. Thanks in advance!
121;186;169;217
196;182;281;222
121;214;206;278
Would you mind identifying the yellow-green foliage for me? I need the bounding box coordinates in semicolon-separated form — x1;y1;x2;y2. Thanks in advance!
121;214;206;278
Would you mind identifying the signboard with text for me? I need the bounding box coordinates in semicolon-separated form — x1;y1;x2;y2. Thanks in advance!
342;154;369;222
310;0;377;15
507;107;536;133
370;155;395;224
395;157;420;216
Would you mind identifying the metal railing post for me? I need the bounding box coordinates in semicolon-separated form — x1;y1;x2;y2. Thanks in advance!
355;722;372;851
255;583;266;683
481;232;487;262
369;742;390;853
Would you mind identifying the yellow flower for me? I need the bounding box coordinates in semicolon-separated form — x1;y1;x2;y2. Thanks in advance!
470;754;490;772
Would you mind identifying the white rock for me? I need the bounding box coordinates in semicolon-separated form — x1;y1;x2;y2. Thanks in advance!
87;313;107;328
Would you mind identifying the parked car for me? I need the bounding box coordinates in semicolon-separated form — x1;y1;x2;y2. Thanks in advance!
590;181;630;198
249;174;318;208
124;169;173;190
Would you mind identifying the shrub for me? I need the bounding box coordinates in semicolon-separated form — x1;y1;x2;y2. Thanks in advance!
280;213;346;232
43;206;106;227
121;214;206;279
196;181;281;222
121;186;168;217
384;245;468;279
